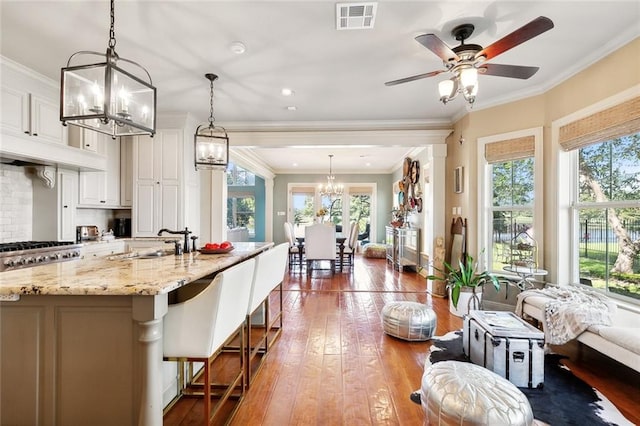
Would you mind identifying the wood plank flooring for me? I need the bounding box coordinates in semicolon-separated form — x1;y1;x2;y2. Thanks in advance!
164;255;640;425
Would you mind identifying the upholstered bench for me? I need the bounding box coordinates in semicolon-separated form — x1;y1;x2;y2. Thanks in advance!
362;243;387;259
381;301;437;341
421;361;534;426
518;290;640;373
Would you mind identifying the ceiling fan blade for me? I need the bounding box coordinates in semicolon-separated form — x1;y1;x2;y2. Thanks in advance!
415;34;459;62
475;16;554;61
480;63;540;79
385;70;445;86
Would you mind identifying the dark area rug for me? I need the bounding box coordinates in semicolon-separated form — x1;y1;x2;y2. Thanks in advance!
418;331;632;426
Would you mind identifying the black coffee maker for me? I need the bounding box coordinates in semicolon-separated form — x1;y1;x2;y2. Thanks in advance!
113;218;131;237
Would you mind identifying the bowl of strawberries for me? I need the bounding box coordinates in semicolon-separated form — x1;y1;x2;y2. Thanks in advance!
198;241;234;254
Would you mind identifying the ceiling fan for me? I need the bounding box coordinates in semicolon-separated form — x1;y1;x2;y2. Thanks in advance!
385;16;554;105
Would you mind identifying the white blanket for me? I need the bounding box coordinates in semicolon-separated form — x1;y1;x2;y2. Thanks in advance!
516;286;614;345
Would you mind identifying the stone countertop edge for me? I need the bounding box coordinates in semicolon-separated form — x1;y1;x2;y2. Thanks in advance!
0;242;274;297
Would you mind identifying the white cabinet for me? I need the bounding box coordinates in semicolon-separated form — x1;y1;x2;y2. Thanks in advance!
75;131;121;207
0;59;65;146
32;168;77;241
0;85;64;145
133;130;181;236
59;170;78;241
131;114;199;238
120;139;133;207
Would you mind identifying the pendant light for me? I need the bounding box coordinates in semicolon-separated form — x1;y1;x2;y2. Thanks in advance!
194;73;229;170
60;0;156;138
318;154;344;198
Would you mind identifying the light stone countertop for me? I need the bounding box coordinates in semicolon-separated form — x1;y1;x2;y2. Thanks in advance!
0;242;273;297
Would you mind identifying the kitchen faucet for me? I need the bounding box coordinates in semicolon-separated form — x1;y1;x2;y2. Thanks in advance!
157;227;193;253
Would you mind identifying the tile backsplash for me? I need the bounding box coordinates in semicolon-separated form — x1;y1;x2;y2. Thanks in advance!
0;163;131;243
0;164;33;243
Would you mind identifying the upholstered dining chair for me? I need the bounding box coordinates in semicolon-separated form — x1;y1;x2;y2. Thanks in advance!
245;242;289;386
163;258;256;425
304;223;336;276
340;222;360;269
284;222;303;271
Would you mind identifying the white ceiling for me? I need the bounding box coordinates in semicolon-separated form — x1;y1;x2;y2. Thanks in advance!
2;1;639;174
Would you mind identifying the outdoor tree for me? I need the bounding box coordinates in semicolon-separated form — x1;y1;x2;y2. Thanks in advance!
579;133;640;274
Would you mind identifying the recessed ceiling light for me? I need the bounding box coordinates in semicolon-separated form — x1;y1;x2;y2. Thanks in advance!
286;106;297;111
229;41;246;54
281;88;294;96
366;162;371;166
293;162;298;167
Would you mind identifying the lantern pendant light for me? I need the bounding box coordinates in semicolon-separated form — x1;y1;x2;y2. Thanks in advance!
194;73;229;170
60;0;156;138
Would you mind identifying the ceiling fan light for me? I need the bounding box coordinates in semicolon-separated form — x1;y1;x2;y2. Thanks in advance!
438;79;454;102
460;67;478;90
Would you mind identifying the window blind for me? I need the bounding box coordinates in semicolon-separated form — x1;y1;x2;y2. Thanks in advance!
559;96;640;151
484;136;535;164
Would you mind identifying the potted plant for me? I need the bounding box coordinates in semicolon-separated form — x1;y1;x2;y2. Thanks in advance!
427;253;501;317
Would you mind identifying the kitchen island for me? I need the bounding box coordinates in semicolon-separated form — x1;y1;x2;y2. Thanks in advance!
0;242;272;426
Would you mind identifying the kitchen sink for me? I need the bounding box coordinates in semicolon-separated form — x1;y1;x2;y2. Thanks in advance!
134;250;174;259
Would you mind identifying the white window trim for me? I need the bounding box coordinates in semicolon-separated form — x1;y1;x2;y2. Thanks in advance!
477;127;544;273
552;84;640;286
286;182;377;238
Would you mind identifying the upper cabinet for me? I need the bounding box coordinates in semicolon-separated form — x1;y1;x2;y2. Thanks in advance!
0;59;65;146
1;81;64;146
70;127;129;208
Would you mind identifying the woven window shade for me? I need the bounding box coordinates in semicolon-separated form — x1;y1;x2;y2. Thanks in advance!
485;136;535;164
559;96;640;151
349;186;373;194
291;186;317;194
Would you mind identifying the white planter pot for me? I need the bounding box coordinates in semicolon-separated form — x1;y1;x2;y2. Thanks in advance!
449;287;483;317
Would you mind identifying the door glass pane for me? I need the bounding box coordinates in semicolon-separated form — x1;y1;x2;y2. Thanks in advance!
292;190;314;238
350;193;371;242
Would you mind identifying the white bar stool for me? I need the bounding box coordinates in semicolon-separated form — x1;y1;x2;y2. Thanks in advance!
163;258;256;425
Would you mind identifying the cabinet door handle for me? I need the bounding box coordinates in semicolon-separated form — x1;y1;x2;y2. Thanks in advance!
100;200;106;203
63;205;68;208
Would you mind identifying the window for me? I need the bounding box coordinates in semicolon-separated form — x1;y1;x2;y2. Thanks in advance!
555;92;639;303
491;158;535;270
288;183;377;239
227;195;255;230
573;134;640;300
477;128;543;275
227;162;256;236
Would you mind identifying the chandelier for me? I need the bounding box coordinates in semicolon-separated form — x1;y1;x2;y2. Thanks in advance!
318;154;344;198
60;0;156;137
194;73;229;170
438;66;478;106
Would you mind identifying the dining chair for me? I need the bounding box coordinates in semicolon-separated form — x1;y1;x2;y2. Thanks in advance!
163;258;256;425
284;222;303;271
245;242;289;386
304;223;336;275
341;221;360;269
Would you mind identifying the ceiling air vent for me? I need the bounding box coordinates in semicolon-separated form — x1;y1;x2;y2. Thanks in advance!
336;2;377;30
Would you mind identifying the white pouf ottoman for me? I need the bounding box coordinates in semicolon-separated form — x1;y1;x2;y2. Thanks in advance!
381;301;437;341
421;361;534;426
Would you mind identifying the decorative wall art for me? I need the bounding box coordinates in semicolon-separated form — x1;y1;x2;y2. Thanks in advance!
400;157;422;213
454;166;464;194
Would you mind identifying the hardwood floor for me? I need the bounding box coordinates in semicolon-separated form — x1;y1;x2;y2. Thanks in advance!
164;255;640;425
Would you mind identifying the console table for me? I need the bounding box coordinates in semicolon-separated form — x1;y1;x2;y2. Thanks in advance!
385;226;421;271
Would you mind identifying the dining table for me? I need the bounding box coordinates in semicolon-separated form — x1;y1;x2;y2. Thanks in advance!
296;236;347;272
